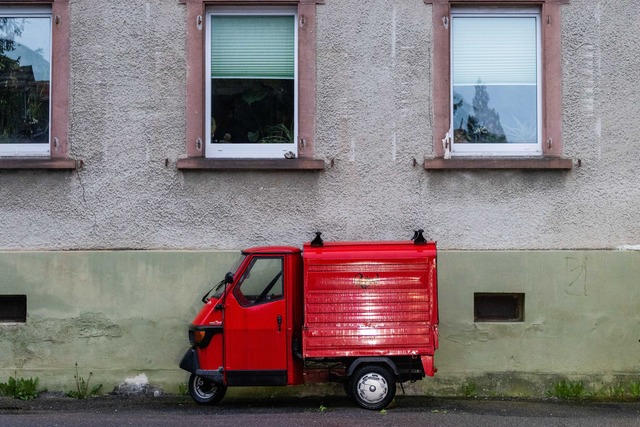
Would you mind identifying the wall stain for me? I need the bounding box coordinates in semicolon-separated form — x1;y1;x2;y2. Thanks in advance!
1;312;123;367
443;324;493;345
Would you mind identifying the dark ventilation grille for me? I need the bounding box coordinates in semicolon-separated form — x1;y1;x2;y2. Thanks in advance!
474;293;524;322
0;295;27;323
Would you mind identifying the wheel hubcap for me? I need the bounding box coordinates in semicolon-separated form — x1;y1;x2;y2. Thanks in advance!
193;376;216;399
356;373;388;404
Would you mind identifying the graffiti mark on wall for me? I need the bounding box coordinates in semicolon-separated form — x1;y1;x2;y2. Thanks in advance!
565;257;587;296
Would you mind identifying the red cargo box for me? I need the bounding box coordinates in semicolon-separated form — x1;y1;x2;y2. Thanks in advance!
302;240;438;359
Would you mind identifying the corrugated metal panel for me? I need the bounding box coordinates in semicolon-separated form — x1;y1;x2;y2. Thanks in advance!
302;241;437;359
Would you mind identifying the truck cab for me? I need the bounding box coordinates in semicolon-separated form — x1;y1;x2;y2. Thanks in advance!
180;233;438;410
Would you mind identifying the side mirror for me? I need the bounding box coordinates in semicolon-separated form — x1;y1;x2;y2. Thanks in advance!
225;272;234;284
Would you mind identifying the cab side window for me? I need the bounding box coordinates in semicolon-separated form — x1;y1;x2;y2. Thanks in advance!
234;257;283;307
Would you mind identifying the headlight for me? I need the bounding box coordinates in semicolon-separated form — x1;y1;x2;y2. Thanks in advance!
188;326;217;348
194;330;206;345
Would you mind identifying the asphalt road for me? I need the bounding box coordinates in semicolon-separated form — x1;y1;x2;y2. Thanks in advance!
1;394;640;427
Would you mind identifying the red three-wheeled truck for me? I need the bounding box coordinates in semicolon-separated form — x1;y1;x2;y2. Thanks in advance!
179;231;439;410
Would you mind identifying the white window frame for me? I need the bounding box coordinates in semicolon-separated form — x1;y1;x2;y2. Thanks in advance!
205;6;298;159
450;7;542;157
0;5;52;157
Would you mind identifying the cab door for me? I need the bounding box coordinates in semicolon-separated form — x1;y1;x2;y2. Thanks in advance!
223;256;288;386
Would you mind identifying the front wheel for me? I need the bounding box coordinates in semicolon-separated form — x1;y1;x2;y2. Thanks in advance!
349;365;396;410
188;374;227;405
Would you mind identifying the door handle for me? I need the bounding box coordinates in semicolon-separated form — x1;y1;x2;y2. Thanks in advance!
277;315;282;333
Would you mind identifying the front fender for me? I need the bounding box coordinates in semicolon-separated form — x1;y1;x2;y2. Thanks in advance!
179;347;199;373
179;347;225;384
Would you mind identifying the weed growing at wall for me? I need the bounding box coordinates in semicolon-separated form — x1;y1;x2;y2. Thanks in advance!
588;382;640;401
0;372;42;400
66;363;102;399
460;383;477;397
546;380;585;399
601;384;626;399
630;382;640;398
178;383;189;396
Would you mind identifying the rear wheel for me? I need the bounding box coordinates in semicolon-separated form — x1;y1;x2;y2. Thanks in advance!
349;365;396;410
188;374;227;405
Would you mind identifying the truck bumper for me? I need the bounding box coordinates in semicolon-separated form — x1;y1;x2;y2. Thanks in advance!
421;355;437;377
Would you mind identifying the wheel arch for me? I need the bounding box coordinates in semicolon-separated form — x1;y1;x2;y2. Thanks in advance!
346;357;399;378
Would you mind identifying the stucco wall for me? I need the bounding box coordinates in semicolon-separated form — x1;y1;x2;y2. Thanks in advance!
0;0;638;251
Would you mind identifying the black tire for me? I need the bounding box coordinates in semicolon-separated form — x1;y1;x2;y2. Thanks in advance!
349;365;396;410
188;373;227;405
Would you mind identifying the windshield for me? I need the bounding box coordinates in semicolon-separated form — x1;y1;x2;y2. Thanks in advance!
211;254;246;299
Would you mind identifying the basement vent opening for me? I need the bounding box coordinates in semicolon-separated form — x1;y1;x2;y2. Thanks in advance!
474;293;524;322
0;295;27;323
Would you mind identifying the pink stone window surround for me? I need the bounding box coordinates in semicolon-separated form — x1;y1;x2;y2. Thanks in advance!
0;0;75;170
423;0;572;170
178;0;324;171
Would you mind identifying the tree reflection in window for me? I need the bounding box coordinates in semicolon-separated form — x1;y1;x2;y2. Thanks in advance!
453;83;507;144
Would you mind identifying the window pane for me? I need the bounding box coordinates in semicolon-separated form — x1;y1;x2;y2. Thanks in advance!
453;84;537;144
236;258;283;307
208;13;296;149
453;17;537;85
0;16;50;145
211;78;294;144
211;15;294;79
452;15;538;145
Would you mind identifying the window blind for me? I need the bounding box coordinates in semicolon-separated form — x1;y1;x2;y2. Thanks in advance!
211;15;295;79
452;16;538;86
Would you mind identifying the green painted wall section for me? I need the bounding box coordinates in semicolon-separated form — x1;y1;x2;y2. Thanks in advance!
0;251;239;392
426;250;640;397
438;251;640;374
0;250;639;396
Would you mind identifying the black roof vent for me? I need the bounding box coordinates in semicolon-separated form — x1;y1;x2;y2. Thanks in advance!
311;232;324;247
412;229;427;245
